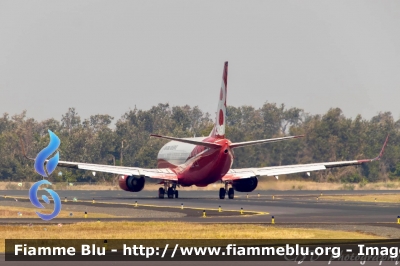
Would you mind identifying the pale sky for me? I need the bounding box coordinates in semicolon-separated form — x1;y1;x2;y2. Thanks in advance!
1;0;400;123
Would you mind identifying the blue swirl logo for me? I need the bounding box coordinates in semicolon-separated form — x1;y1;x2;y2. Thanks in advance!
34;130;60;177
29;180;61;220
29;130;62;221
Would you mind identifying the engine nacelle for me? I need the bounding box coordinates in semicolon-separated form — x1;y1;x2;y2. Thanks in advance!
119;175;145;192
232;176;258;192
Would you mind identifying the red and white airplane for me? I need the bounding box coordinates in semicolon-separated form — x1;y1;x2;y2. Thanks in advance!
55;62;388;199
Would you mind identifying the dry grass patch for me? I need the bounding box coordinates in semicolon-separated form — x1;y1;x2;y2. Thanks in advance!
0;206;118;219
322;194;400;203
0;221;383;252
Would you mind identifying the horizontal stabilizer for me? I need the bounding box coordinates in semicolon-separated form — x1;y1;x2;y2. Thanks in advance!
230;135;304;148
150;134;222;149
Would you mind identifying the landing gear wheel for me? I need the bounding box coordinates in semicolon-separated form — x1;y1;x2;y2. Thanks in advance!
219;188;226;199
174;190;179;198
228;188;234;199
158;187;165;199
167;187;174;199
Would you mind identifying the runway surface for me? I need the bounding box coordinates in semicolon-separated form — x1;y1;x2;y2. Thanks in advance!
2;189;400;266
1;189;400;223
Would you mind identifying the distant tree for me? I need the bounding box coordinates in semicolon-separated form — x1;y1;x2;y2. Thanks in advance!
0;104;395;183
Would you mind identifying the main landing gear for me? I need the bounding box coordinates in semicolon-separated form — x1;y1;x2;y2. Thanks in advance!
159;183;178;199
219;182;234;199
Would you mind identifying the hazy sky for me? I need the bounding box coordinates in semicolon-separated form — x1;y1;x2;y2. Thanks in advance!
1;0;400;124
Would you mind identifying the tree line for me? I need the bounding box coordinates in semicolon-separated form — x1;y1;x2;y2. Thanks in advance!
0;103;398;184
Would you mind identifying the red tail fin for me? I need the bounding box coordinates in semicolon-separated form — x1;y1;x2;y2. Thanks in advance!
210;61;228;138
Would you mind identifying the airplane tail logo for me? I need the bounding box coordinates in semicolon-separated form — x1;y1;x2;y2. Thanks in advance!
210;61;228;138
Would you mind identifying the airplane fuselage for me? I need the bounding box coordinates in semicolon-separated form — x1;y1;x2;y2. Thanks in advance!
157;137;234;186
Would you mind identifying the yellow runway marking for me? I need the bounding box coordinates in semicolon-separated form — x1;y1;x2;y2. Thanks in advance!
1;195;266;216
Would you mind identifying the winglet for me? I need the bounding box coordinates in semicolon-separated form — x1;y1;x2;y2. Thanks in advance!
19;137;35;161
373;134;389;161
361;134;389;162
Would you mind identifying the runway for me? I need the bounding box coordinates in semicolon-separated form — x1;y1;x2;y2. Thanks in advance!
2;189;400;266
1;189;400;224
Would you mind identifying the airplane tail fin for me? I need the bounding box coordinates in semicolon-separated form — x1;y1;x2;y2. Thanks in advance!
210;61;228;139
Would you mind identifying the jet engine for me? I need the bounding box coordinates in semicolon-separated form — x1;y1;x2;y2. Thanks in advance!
232;177;258;192
119;175;145;192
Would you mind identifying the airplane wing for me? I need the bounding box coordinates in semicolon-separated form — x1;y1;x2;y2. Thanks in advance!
56;160;178;181
222;135;389;181
20;153;178;181
19;138;178;181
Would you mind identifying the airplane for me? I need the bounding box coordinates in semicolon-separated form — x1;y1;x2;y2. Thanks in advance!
23;62;389;199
